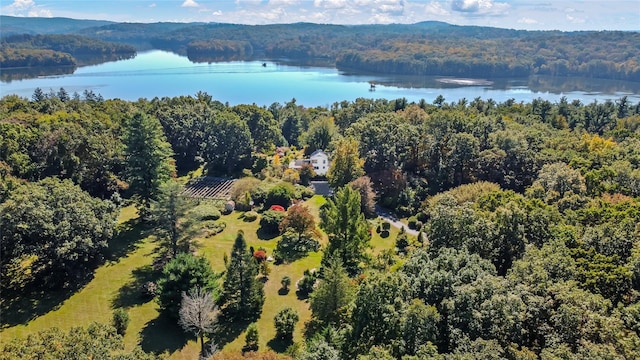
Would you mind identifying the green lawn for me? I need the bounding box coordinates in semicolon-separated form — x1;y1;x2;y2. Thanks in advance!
0;195;404;358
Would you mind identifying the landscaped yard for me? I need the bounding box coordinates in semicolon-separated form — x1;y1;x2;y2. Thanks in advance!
0;195;408;358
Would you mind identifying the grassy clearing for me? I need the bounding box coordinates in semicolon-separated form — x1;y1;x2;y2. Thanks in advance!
1;195;403;358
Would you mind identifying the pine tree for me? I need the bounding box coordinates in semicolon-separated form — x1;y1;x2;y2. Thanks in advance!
219;231;265;320
150;180;193;256
123;112;174;215
310;258;354;328
320;186;371;276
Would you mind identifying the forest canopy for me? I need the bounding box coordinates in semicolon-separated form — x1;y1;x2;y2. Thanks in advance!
1;89;639;359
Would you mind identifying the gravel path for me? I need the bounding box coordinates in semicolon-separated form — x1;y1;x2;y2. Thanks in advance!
375;206;420;237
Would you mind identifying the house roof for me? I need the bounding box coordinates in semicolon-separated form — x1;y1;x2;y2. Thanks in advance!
310;149;328;158
310;180;333;196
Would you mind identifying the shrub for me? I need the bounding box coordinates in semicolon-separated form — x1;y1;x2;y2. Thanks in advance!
274;307;299;340
281;276;291;291
202;220;226;237
230;177;261;203
395;229;410;253
294;185;316;200
381;221;391;231
141;281;158;298
407;216;418;230
112;308;130;336
274;230;320;264
265;183;294;208
244;211;259;222
416;211;429;223
253;250;267;262
243;323;259;353
296;269;318;298
414;220;423;230
259;210;286;235
189;202;222;221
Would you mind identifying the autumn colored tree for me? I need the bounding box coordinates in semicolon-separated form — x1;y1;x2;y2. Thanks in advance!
327;137;364;189
279;204;317;242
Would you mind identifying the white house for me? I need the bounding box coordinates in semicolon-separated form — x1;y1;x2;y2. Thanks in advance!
288;149;330;176
309;150;330;176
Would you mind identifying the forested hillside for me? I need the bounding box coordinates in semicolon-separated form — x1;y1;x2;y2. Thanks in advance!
2;16;639;81
135;22;640;81
1;90;639;359
0;34;136;68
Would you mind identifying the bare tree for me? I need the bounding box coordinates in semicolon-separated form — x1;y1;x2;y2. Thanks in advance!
178;287;218;357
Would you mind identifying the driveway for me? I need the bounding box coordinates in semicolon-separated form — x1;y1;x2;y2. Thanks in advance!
375;206;420;237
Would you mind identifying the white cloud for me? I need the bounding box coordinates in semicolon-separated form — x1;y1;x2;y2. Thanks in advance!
149;3;157;8
3;0;52;17
9;0;35;10
422;1;449;16
518;17;538;24
314;0;348;9
566;14;585;24
451;0;509;16
212;10;223;16
28;8;52;17
181;0;199;8
269;0;299;6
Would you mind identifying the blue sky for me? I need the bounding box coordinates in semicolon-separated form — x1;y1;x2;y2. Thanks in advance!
2;0;639;30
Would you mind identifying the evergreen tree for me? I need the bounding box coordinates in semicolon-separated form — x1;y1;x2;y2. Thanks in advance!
320;186;371;276
150;180;193;256
123;112;174;215
310;258;355;328
157;253;219;319
219;231;265;320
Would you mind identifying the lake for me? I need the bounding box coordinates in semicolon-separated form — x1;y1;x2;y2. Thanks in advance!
2;50;640;107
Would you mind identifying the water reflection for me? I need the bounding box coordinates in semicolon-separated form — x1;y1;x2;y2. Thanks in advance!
365;73;640;97
1;66;76;83
0;53;136;83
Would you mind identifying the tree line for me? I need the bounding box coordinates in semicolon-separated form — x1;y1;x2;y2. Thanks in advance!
0;34;136;68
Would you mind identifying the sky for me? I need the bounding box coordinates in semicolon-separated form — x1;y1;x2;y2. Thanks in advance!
2;0;639;31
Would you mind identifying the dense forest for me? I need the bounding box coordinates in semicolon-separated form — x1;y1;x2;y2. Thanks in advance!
0;34;136;68
1;89;639;359
2;16;640;81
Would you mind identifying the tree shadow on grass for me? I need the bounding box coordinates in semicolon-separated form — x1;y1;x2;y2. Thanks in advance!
0;274;93;329
106;218;151;263
256;228;279;241
1;214;151;329
212;317;252;349
111;264;159;309
267;337;293;353
140;311;189;354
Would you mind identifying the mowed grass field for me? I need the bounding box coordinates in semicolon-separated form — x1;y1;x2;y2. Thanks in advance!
0;195;403;358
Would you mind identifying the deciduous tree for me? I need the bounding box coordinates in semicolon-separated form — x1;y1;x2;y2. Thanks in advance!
179;287;219;356
0;178;117;290
327;137;364;189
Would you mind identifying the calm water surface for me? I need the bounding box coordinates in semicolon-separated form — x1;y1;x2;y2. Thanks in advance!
2;50;640;106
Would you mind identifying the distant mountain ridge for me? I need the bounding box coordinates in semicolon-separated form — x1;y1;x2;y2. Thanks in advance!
0;16;114;36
